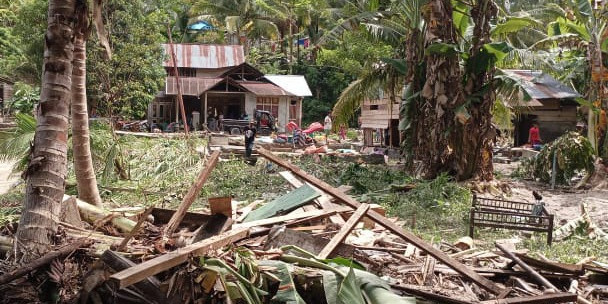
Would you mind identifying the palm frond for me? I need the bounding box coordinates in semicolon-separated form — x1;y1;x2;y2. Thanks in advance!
0;113;35;171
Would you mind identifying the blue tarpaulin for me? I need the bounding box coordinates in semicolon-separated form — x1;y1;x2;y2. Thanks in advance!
188;21;214;31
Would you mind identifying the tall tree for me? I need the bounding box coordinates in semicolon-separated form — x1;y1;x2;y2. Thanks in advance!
16;0;76;258
72;2;102;206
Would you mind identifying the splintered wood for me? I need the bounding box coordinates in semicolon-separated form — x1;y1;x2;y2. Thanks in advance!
4;148;607;304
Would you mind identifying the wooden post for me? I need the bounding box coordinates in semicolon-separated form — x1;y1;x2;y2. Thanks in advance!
164;151;220;236
204;92;208;126
167;25;188;136
256;147;504;295
317;203;369;259
109;228;249;289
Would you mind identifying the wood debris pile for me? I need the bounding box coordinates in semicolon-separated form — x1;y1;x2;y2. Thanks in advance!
1;148;607;303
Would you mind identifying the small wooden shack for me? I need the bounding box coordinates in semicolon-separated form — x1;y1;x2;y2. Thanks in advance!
504;70;581;146
360;96;399;147
0;76;14;112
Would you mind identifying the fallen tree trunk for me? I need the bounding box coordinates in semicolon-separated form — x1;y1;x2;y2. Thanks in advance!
64;195;136;233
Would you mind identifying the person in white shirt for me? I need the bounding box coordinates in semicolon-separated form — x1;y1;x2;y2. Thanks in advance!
324;111;332;137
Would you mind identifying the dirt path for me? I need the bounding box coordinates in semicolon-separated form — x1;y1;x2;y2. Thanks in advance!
0;160;19;195
494;162;608;227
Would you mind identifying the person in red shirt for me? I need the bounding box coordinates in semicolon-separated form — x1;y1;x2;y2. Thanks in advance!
528;123;542;146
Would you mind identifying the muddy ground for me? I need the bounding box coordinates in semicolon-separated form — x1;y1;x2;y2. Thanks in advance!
494;162;608;227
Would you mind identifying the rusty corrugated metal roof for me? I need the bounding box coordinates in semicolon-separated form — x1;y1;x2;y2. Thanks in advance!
165;77;224;96
162;44;245;69
238;82;293;96
502;70;581;100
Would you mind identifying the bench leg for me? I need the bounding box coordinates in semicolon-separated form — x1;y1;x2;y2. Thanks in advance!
469;208;475;238
547;214;554;245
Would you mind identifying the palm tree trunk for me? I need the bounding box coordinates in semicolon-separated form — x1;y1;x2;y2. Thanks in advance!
419;0;462;178
72;33;102;206
456;0;497;181
16;0;76;259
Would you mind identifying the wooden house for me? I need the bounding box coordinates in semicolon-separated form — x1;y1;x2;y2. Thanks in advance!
359;95;400;147
148;44;312;132
504;70;581;146
0;76;14;112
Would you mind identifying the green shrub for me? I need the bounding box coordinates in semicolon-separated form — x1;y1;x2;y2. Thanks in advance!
532;132;594;184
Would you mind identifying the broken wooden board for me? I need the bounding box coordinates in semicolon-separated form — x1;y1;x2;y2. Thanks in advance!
208;196;232;217
165;150;220;236
317;203;369;259
479;293;577;304
514;253;584;275
243;184;320;222
257;147;504;295
190;214;232;243
151;208;214;232
233;205;352;229
109;228;249;289
264;227;356;258
101;250;173;303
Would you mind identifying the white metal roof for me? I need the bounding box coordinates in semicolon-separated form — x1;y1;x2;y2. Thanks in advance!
264;75;313;97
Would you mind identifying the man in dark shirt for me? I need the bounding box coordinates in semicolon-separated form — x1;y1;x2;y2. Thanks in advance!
244;120;257;157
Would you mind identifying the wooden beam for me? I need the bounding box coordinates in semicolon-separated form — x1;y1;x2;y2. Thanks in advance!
117;206;155;252
165;150;220;236
496;243;557;292
233;206;352;229
480;293;577;304
317;203;369;259
101;250;170;303
257;147;504;295
109;228;249;289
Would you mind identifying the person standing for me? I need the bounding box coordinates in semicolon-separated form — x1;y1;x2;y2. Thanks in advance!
244;120;257;157
528;122;542;146
324;111;333;137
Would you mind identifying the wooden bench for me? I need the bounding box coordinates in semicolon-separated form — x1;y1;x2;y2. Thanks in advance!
469;195;554;245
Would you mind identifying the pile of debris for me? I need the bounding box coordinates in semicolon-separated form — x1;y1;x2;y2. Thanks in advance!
1;148;607;303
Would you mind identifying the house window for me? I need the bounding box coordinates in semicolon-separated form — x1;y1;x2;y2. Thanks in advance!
256;97;279;117
166;67;197;77
370;105;379;110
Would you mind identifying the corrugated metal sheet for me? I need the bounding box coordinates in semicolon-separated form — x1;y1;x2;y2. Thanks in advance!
264;75;313;97
165;77;223;96
162;44;245;69
239;82;292;96
503;70;581;100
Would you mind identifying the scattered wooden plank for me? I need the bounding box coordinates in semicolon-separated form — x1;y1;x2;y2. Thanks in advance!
109;228;249;289
117;206;155;252
0;238;93;285
390;284;473;304
264;227;356;258
190;214;232;244
233;205;352;229
165;150;220;236
317;203;369;259
101;250;171;303
496;243;557;292
208;197;232;217
479;293;577;304
243;184;320;222
514;253;584;274
257;147;504;295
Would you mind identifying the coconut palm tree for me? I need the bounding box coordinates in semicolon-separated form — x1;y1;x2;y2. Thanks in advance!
16;0;77;259
72;7;103;207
